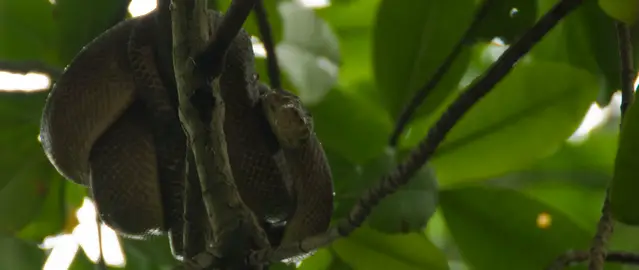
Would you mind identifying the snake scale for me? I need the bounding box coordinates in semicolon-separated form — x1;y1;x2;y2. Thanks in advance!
39;9;333;260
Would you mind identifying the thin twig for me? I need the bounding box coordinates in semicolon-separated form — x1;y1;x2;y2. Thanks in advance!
588;21;636;270
0;60;62;78
547;250;639;269
253;0;282;90
589;198;613;270
251;0;586;263
388;0;493;147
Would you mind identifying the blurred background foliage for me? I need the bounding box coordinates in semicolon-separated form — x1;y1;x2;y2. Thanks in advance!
0;0;638;269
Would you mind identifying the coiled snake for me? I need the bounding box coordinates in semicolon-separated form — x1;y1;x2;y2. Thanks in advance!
39;10;333;259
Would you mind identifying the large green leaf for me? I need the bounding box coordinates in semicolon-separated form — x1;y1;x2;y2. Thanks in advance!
309;89;392;164
598;0;639;24
0;153;58;234
439;186;593;270
610;88;639;224
487;127;618;191
17;175;66;241
276;1;340;105
0;91;48;188
316;0;381;30
0;0;58;65
53;0;130;64
373;0;475;119
332;227;449;270
402;61;599;185
0;91;59;233
0;233;45;269
316;0;381;87
529;128;618;179
532;0;639;106
520;182;606;232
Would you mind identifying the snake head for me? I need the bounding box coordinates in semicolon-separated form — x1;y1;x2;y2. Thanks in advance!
261;90;312;149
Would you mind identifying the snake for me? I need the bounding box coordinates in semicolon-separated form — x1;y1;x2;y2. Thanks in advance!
39;9;333;260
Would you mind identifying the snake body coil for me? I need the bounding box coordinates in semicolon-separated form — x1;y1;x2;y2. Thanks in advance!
40;10;333;259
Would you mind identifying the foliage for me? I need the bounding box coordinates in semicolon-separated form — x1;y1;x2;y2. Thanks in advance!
0;0;638;269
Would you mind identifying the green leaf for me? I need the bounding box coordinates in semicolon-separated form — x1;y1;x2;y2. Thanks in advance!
532;0;639;106
332;226;449;270
608;222;639;259
0;233;45;269
373;0;475;119
68;248;95;270
270;262;296;270
316;0;381;87
333;149;438;233
0;91;59;233
520;182;606;232
0;91;48;189
298;248;334;270
0;153;58;234
316;0;381;29
331;27;372;89
53;0;129;64
530;128;618;179
309;89;392;164
439;186;592;270
403;61;599;186
610;90;639;224
17;175;66;241
120;235;177;270
366;150;439;233
277;1;341;105
486;128;618;192
598;0;639;24
474;0;537;43
0;0;58;65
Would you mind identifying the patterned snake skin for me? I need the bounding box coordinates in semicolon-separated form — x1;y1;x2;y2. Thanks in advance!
39;10;333;259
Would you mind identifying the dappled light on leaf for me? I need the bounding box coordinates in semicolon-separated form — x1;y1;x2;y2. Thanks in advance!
536;212;552;229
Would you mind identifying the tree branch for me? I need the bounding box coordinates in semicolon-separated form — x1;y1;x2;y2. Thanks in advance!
547;250;639;269
253;0;282;90
194;0;255;75
0;60;62;79
388;0;493;147
616;22;636;115
588;21;636;270
171;0;268;268
252;0;586;263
